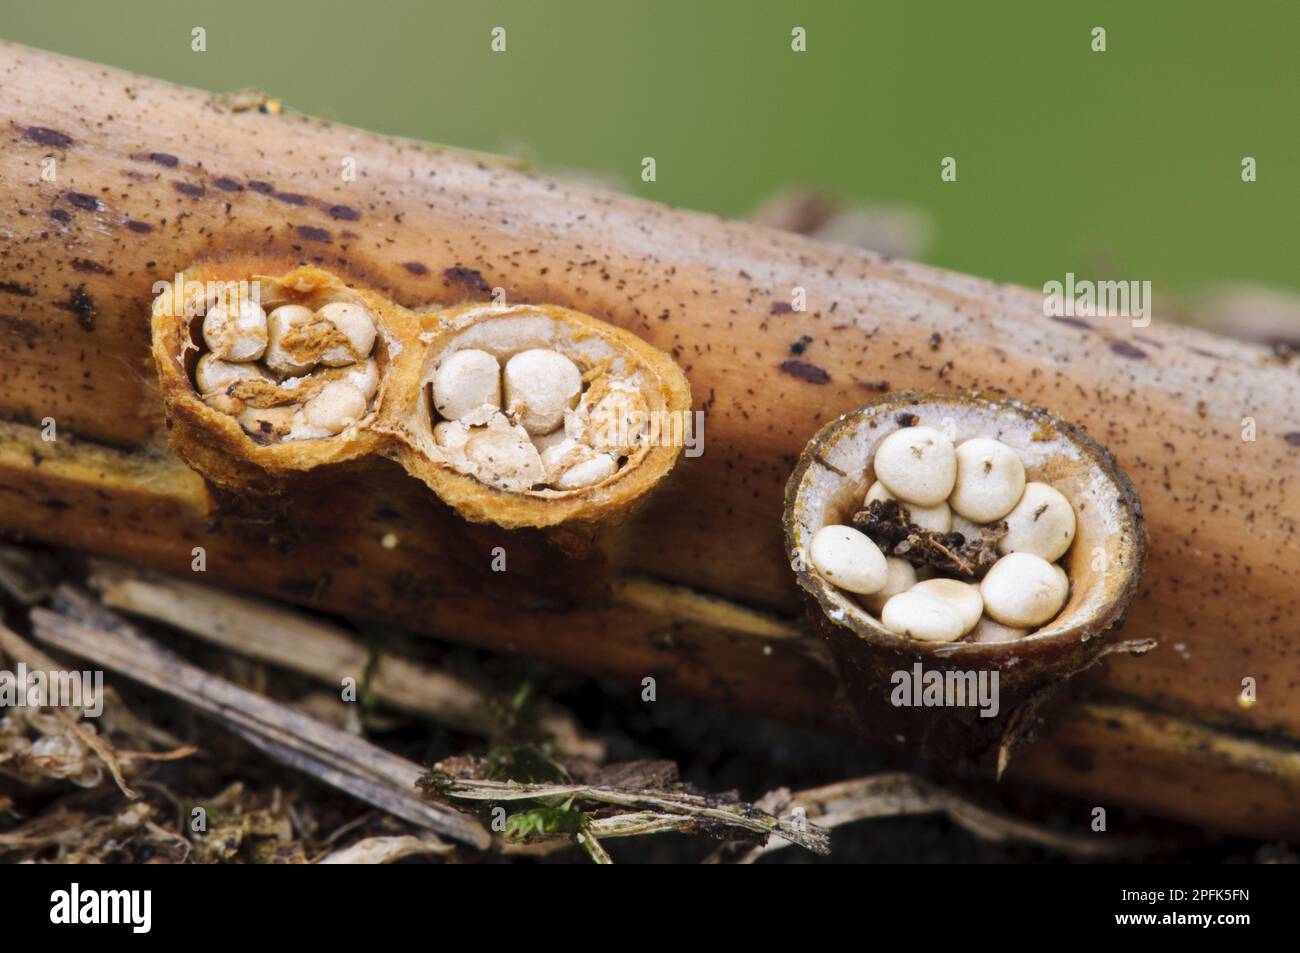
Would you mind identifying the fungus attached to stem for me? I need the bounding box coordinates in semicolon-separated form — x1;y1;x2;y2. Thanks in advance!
783;390;1148;763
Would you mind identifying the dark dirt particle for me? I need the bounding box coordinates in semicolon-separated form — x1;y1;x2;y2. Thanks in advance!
403;262;430;276
126;220;153;233
770;302;794;314
852;499;1004;578
295;225;331;243
896;412;920;427
55;284;96;331
855;378;890;392
48;209;71;223
443;267;490;292
0;281;35;297
789;335;813;355
24;126;73;148
66;192;103;211
928;331;942;350
70;259;113;275
778;360;830;384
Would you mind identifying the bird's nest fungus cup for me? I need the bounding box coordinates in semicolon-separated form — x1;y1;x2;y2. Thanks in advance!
151;261;417;494
152;261;692;545
783;390;1148;768
380;302;692;535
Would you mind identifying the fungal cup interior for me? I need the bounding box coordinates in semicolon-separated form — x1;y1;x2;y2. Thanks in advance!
412;305;664;496
180;274;393;446
790;395;1143;653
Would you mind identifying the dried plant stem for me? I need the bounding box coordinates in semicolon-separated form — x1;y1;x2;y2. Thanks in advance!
575;830;613;864
587;812;707;839
29;592;490;849
2;41;1299;840
729;772;1160;862
427;776;830;855
87;561;604;761
315;834;453;864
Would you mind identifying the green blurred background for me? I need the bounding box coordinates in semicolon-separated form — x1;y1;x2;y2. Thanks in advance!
3;0;1297;299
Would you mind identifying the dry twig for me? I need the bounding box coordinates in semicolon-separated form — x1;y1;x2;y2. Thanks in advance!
88;561;604;761
315;834;453;864
718;772;1162;862
29;589;490;849
422;773;830;856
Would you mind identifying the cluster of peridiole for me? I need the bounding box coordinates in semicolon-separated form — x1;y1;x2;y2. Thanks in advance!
809;426;1076;643
194;293;379;443
429;344;649;492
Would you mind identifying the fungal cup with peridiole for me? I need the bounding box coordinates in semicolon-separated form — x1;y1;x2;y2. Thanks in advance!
376;301;693;531
812;423;1076;642
153;265;691;533
194;288;380;443
152;262;421;494
784;390;1148;758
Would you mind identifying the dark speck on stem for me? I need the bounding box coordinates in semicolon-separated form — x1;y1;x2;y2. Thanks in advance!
296;225;331;243
24;126;73;148
66;192;103;211
779;360;830;384
55;284;97;331
443;267;490;291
